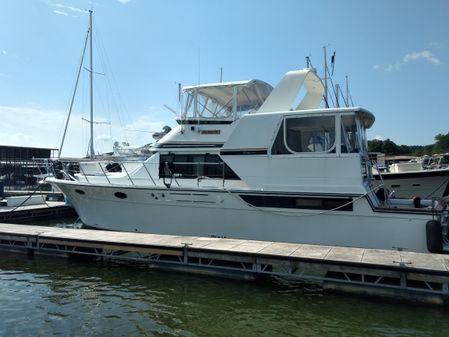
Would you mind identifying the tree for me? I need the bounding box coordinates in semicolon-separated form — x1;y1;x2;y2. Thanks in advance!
368;139;383;153
433;132;449;153
382;139;399;155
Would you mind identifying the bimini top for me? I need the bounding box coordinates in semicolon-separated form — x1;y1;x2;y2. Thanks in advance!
180;80;273;121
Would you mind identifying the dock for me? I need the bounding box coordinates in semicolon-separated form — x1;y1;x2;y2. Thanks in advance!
0;202;77;223
0;223;448;305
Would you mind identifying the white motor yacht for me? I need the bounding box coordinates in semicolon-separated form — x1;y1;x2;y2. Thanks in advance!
373;155;449;199
47;68;449;254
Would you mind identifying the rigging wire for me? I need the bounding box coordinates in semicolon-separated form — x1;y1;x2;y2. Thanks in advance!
57;26;90;157
93;24;132;146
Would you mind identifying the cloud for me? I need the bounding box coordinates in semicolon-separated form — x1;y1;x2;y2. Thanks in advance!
403;51;440;65
53;10;68;16
54;3;86;13
372;63;400;72
1;50;6;55
117;0;132;4
373;50;441;72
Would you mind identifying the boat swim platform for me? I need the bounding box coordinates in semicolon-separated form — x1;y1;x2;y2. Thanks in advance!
0;202;77;223
0;223;448;305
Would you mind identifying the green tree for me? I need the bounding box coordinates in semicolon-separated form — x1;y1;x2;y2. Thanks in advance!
433;132;449;153
368;139;384;153
382;139;399;155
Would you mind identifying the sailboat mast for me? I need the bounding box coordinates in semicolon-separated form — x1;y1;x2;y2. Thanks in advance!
89;9;95;159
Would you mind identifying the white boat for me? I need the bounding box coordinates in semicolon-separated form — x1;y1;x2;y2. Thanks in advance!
47;68;449;254
373;155;449;199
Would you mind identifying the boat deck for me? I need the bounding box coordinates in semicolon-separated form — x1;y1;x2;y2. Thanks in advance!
0;223;448;305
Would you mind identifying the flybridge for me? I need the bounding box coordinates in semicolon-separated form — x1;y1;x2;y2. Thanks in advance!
178;68;326;124
179;80;273;123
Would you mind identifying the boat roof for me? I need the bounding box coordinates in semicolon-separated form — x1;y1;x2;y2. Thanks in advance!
183;80;273;108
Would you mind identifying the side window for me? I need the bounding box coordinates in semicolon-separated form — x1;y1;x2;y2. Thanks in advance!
285;116;336;153
341;115;360;153
271;120;290;154
159;154;239;179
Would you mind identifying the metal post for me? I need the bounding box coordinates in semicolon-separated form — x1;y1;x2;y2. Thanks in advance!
98;162;111;184
121;163;135;185
142;163;157;186
78;164;91;183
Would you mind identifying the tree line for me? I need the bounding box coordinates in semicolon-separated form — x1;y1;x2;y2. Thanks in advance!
368;132;449;156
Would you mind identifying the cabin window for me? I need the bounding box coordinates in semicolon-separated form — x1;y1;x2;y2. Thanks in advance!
340;115;360;153
272;116;336;154
240;194;353;211
159;154;239;179
271;120;290;154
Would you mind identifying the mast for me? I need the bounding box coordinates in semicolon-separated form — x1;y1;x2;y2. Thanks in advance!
88;9;95;159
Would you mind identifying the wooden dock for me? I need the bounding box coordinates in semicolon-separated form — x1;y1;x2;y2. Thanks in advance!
0;202;77;223
0;223;448;305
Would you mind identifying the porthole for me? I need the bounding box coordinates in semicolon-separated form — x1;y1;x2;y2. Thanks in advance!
114;191;128;199
75;189;85;195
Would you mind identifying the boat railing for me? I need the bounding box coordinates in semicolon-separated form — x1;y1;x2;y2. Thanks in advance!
32;158;80;180
74;160;229;189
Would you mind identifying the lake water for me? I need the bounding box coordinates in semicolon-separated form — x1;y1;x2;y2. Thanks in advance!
1;222;449;336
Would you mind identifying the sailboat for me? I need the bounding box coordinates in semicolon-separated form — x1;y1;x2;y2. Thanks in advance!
58;10;105;160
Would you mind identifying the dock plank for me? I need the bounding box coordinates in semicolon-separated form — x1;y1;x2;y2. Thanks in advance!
361;249;401;267
258;242;302;256
291;244;333;259
399;251;448;271
226;240;271;254
324;247;365;263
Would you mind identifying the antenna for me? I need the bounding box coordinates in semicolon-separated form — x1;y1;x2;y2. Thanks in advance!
330;51;336;76
197;48;201;85
220;67;223;82
323;46;329;108
346;75;350;107
335;83;340;107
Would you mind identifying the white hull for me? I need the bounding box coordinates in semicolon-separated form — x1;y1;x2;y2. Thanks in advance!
56;180;432;253
374;169;449;198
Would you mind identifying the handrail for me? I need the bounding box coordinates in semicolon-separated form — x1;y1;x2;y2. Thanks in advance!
141;162;157;186
98;162;111;184
57;159;230;189
120;163;135;186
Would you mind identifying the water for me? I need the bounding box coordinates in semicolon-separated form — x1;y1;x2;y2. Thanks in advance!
1;252;449;337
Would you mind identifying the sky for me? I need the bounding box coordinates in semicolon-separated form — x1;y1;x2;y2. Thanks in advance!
0;0;448;157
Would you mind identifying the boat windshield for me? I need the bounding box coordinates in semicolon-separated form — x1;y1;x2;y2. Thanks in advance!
180;80;273;122
340;114;368;154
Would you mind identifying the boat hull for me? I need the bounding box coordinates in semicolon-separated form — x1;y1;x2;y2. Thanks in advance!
374;168;449;198
54;180;433;253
